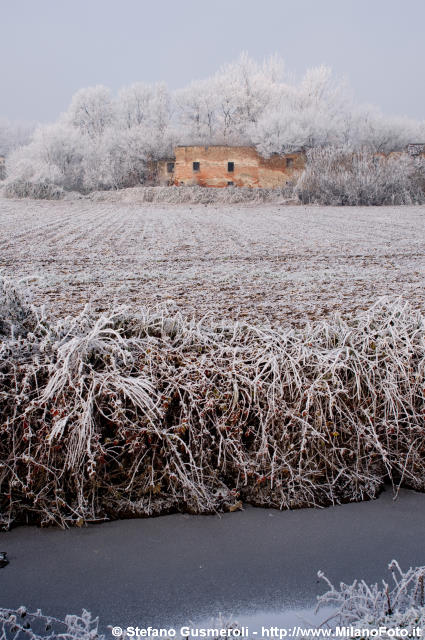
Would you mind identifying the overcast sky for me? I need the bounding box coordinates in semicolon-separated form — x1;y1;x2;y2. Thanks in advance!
1;0;424;123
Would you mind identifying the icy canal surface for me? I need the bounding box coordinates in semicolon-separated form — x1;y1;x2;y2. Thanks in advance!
1;488;425;633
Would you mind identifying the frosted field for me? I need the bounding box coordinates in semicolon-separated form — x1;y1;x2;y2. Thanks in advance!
1;198;425;324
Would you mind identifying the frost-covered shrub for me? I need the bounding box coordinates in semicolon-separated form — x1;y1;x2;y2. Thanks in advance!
411;156;425;195
0;606;104;640
4;179;64;200
2;278;425;529
0;277;38;337
88;185;294;204
317;561;425;635
296;147;425;205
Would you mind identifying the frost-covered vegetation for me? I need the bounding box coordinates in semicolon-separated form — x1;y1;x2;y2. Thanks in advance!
0;606;103;640
317;561;425;636
87;184;293;204
297;147;425;206
0;118;35;158
1;277;425;529
3;53;425;195
1;562;425;639
3;180;64;200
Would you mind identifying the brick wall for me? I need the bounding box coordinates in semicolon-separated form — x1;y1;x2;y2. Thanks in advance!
173;146;305;188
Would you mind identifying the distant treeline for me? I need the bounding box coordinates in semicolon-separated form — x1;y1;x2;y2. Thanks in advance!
1;53;424;196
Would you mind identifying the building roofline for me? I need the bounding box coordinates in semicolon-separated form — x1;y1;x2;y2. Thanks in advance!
174;145;305;156
175;144;255;149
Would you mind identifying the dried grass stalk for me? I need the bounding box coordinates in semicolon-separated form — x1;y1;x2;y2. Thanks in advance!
317;561;425;634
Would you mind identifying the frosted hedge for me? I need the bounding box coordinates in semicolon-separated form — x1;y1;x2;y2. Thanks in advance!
296;147;425;206
1;278;425;529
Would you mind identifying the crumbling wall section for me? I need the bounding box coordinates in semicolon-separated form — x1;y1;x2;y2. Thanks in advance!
174;146;305;188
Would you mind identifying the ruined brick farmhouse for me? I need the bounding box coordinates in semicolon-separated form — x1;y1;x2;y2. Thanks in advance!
153;145;305;188
152;142;425;189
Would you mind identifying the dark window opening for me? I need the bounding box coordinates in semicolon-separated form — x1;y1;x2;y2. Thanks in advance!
227;181;234;186
167;162;175;173
286;158;294;168
193;162;200;172
228;161;234;172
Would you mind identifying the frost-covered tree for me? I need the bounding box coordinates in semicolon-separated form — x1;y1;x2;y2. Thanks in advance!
5;81;175;193
117;82;172;137
176;53;284;143
254;65;353;154
0;118;35;157
348;106;425;152
6;123;84;191
175;79;218;143
65;85;114;138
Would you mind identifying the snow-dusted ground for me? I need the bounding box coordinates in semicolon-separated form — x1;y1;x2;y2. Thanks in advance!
1;199;425;324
